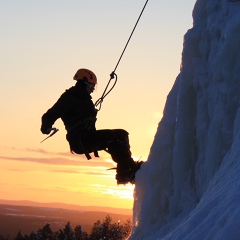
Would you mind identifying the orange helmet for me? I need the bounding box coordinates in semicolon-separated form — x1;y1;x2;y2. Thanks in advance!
73;68;97;84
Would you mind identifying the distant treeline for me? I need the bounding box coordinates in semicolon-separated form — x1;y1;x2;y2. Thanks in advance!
0;214;132;240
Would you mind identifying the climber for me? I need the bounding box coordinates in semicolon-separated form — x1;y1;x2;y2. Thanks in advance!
40;68;142;184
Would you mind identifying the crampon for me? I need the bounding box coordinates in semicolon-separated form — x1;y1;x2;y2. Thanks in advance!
116;161;143;185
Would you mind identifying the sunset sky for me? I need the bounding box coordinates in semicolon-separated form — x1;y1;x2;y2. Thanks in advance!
0;1;195;210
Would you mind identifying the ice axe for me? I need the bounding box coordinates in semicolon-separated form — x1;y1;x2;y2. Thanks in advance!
40;127;59;143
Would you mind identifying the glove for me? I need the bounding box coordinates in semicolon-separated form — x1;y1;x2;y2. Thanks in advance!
41;125;52;135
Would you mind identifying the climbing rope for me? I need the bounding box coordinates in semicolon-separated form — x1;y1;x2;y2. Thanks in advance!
95;0;149;110
40;1;149;143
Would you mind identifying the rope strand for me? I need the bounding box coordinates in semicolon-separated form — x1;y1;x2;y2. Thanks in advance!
113;0;149;73
95;0;149;110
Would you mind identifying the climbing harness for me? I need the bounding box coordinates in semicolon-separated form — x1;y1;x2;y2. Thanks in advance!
95;0;149;111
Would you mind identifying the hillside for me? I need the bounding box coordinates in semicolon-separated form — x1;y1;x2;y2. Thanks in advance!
0;203;131;238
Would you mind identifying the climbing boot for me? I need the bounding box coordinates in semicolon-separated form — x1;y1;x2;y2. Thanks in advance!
116;161;143;184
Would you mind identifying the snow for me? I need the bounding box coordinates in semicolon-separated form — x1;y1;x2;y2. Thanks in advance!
130;0;240;239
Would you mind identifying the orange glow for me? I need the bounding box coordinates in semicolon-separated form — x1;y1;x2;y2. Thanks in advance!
0;1;194;211
0;148;135;209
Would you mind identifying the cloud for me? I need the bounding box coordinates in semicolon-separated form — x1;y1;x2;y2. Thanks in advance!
84;171;114;176
49;169;113;176
4;147;113;162
87;183;134;200
50;169;82;174
8;168;30;172
24;148;75;157
0;155;113;168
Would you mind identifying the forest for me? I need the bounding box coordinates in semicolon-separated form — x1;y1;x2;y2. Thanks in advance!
0;214;132;240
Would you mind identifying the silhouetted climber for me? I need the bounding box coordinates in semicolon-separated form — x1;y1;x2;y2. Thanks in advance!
40;68;142;184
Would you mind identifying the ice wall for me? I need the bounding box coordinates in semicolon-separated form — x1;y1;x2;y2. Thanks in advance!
131;0;240;239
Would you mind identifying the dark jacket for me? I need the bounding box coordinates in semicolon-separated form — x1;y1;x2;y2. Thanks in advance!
41;82;97;152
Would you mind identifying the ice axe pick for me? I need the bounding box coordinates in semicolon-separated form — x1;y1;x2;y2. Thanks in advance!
40;127;59;143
